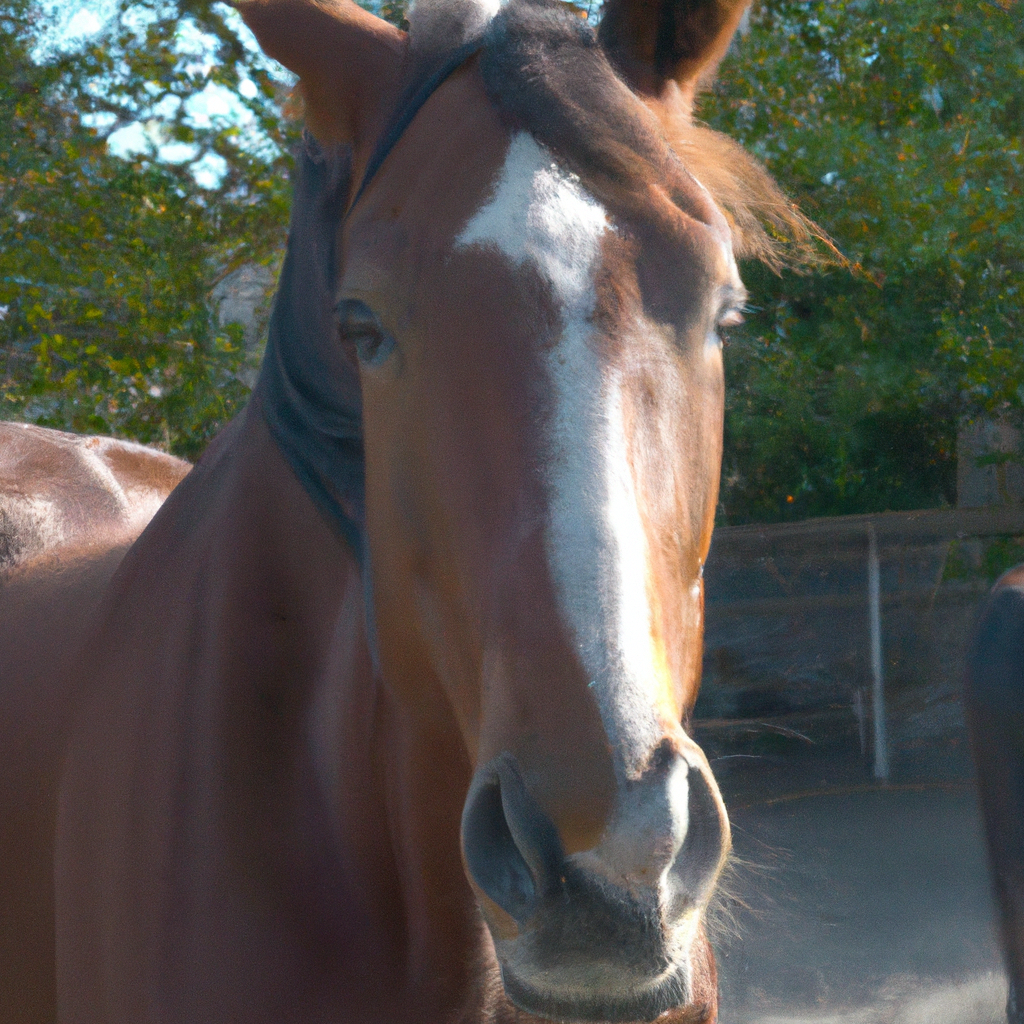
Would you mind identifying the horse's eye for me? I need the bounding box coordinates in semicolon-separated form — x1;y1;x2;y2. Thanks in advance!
337;298;396;367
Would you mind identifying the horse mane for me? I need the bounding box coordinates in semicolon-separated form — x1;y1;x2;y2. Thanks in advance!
255;135;367;552
658;119;837;271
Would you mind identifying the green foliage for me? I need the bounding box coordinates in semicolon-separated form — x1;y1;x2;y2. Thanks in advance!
702;0;1024;522
0;0;296;459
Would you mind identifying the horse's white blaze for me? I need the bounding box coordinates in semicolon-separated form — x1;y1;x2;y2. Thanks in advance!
457;132;672;791
599;379;672;770
457;132;608;310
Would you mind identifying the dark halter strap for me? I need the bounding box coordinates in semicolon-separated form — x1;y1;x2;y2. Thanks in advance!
347;40;481;216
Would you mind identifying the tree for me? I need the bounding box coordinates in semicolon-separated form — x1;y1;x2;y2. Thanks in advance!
702;0;1024;522
0;0;295;459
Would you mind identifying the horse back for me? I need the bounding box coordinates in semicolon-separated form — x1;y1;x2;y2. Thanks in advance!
0;422;189;576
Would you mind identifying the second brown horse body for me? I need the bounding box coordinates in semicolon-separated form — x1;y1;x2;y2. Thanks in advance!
0;423;188;1024
0;422;189;576
2;0;820;1020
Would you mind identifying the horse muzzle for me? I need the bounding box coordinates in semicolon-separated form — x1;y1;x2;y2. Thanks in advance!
461;749;728;1023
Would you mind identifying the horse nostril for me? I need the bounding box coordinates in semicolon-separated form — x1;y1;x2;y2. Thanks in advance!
462;776;538;923
646;736;676;774
668;763;727;911
461;754;565;925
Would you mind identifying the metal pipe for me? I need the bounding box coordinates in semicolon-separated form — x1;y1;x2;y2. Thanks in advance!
868;524;889;781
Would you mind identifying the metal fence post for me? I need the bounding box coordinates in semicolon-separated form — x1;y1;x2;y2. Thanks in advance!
868;524;889;781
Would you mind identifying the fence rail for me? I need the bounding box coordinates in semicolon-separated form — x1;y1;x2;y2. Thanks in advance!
714;502;1024;545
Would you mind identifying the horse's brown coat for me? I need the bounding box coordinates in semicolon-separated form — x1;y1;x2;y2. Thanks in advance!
0;422;189;575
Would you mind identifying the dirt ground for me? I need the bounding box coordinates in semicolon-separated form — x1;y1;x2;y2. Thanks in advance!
710;765;1007;1024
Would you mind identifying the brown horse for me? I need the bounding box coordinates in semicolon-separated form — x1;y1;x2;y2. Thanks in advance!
0;422;189;575
0;423;188;1024
965;564;1024;1024
2;0;820;1021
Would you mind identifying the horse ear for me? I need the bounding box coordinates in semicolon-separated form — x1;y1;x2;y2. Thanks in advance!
236;0;406;145
597;0;749;108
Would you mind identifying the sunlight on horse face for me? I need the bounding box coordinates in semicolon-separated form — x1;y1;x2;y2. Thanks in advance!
339;25;736;1019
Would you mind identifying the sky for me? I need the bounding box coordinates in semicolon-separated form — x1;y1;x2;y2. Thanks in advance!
38;1;288;188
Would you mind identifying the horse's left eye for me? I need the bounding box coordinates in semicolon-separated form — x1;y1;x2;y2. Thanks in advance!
718;308;745;329
337;298;396;367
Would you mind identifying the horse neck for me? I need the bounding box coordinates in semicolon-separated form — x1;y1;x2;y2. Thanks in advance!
241;140;485;1013
223;407;482;1011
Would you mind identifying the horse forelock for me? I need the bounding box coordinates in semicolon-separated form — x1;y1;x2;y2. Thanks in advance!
468;0;824;270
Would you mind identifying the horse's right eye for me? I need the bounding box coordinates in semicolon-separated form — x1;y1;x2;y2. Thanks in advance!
337;298;396;367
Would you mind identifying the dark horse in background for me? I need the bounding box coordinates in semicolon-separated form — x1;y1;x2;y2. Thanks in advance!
966;565;1024;1024
0;0;819;1020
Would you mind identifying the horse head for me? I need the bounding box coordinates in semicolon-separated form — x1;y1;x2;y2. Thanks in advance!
238;1;801;1020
